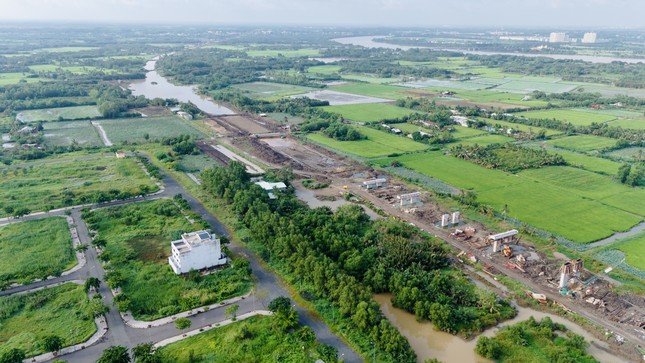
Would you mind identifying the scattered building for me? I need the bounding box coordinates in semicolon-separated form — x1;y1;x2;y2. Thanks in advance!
168;230;227;275
582;32;597;44
451;115;470;127
176;111;193;120
440;213;451;227
549;32;568;43
115;151;126;159
362;178;387;190
254;180;287;199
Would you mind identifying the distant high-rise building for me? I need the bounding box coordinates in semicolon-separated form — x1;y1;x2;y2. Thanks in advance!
582;32;597;43
549;32;567;43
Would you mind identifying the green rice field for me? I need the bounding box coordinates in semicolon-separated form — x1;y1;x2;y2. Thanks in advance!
0;283;96;357
373;152;641;242
321;103;418;122
17;106;100;122
546;135;618;152
307;65;342;75
448;134;514;147
0;217;75;288
43;120;103;147
98;116;204;144
549;149;622;175
606;119;645;130
517;109;617;126
330;83;416;99
615;234;645;271
308;125;428;158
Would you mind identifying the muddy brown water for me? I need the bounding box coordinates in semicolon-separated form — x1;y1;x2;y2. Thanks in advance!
374;294;622;363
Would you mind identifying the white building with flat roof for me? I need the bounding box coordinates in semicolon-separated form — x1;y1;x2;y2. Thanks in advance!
168;230;227;275
549;32;568;43
254;180;287;199
582;32;597;44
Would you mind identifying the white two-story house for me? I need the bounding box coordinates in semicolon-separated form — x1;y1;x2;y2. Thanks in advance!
168;230;227;274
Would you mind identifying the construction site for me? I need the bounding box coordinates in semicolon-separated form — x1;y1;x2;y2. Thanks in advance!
198;111;645;362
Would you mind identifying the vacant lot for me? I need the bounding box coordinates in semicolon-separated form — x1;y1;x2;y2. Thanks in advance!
42;120;103;147
0;283;96;357
86;200;252;321
308;125;428;158
159;315;326;363
0;155;157;215
17;106;101;122
98;116;203;144
373;152;640;242
321;103;418;122
517;109;616;126
233;82;314;99
546;135;618;152
0;218;75;289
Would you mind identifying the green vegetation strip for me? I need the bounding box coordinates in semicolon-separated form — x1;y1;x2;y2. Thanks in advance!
517;109;616;126
0;218;75;289
321;103;418;123
0;283;96;357
17;106;101;122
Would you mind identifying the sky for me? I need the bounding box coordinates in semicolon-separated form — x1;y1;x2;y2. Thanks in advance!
0;0;643;28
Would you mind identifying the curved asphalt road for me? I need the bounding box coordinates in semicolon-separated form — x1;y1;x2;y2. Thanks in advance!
1;160;361;363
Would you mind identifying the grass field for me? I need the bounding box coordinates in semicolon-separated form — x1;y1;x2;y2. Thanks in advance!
17;106;100;122
307;65;342;75
517;109;617;126
178;154;221;173
548;149;622;175
0;283;96;357
0;155;158;215
87;200;252;321
159;315;327;363
246;48;320;57
606;119;645;130
43;120;103;147
99;116;204;144
29;65;115;74
423;88;551;108
330;83;415;99
615;233;645;271
321;103;418;122
308;125;428;158
232;82;314;99
341;74;402;84
492;79;577;94
373;152;640;242
0;72;41;85
546;135;618;152
0;218;75;289
607;147;645;161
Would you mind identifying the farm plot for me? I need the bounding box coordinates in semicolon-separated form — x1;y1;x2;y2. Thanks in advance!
85;200;252;321
307;65;342;75
0;72;41;85
0;217;75;289
98;116;203;144
373;152;640;242
548;149;622;175
16;106;101;122
396;78;488;90
321;103;418;122
340;74;402;84
42;120;103;147
0;155;158;215
308;126;428;158
0;283;96;357
517;109;616;126
492;79;577;94
330;83;416;100
615;233;645;271
481;118;562;136
293;90;392;106
447;134;514;147
546;135;618;152
232;82;314;99
607;147;645;161
606;119;645;130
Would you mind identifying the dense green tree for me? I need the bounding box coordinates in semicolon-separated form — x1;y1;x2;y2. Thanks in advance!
42;335;64;353
97;346;131;363
0;348;26;363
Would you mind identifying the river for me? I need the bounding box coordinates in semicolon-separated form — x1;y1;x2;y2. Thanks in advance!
374;294;622;363
128;58;236;116
334;36;645;64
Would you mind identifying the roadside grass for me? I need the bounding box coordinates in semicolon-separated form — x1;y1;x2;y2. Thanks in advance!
321;103;418;122
177;154;221;173
0;218;75;289
517;109;616;126
98;116;204;144
546;135;618;152
547;149;622;175
372;152;640;243
232;82;315;99
86;199;252;321
0;155;158;215
307;125;428;158
330;83;415;99
0;283;96;357
158;315;325;363
17;106;101;122
42;120;103;147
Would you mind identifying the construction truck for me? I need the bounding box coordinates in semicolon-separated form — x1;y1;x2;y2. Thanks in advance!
502;245;513;258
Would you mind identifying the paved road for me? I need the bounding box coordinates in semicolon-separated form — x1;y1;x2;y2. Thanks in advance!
2;157;361;363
